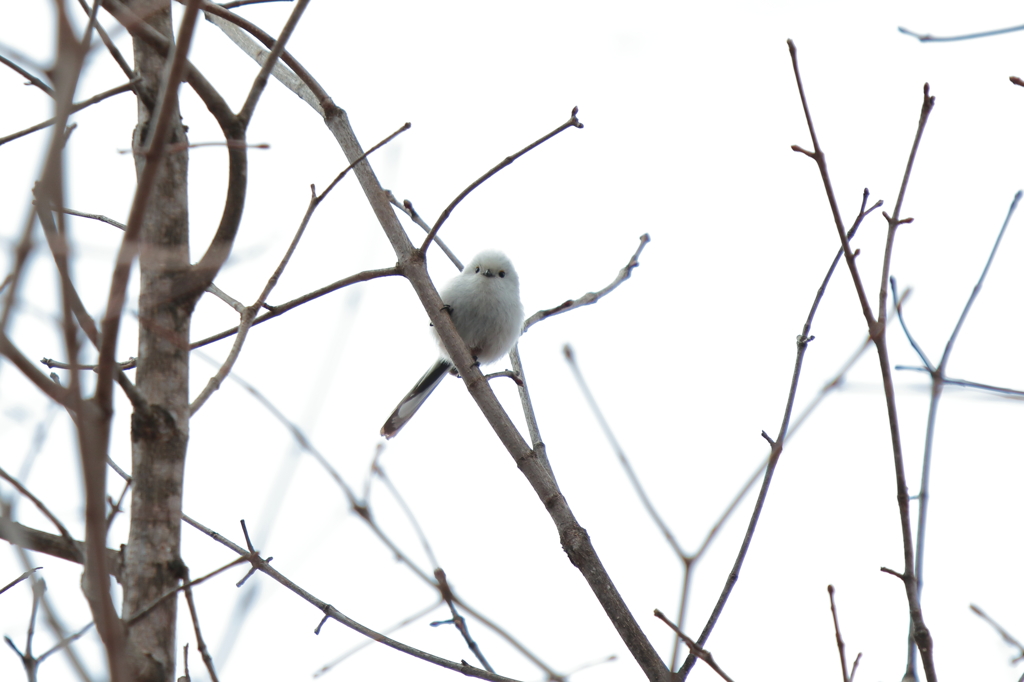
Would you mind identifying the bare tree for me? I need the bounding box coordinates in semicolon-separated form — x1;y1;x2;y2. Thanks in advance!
2;4;1023;682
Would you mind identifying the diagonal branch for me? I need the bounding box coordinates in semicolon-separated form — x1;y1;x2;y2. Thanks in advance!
970;604;1024;663
199;0;330;107
388;193;463;269
524;234;649;332
0;80;135;148
237;0;309;125
678;189;877;678
655;610;734;682
564;345;685;560
0;53;54;96
0;467;81;562
421;107;584;253
181;516;525;682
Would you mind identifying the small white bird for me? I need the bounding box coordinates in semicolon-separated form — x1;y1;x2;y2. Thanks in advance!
381;250;524;439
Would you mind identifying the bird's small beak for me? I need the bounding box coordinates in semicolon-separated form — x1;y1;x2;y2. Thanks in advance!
481;269;495;277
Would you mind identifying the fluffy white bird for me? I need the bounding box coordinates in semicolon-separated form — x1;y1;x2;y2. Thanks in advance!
381;250;524;439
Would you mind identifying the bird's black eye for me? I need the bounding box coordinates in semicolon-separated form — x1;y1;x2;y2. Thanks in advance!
474;266;480;273
498;271;506;278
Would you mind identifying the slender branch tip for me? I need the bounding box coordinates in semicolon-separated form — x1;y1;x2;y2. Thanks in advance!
569;106;583;128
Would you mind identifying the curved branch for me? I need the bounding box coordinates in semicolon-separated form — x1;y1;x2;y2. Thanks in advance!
421;107;584;253
524;234;649;332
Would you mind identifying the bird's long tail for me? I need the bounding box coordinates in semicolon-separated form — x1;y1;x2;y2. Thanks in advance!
380;359;452;439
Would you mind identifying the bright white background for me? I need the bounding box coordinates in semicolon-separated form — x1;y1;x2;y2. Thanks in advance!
1;2;1023;681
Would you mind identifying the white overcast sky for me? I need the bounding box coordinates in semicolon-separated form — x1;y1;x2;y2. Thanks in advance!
2;2;1024;681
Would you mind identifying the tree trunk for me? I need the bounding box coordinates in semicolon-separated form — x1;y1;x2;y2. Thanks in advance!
121;2;192;680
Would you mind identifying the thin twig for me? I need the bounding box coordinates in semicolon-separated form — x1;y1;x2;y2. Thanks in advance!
654;610;735;682
524;234;649;332
319;124;410;199
188;266;399;353
434;568;494;673
0;568;41;597
74;0;134;82
0;53;54;95
35;194;150;412
36;622;94;665
0;81;135;147
60;207;127;230
898;24;1024;43
828;585;855;682
420;106;584;252
182;568;221;682
891;276;934;371
205;283;246;313
387;192;462;269
970;604;1024;663
564;344;684;559
937;191;1021;371
0;467;81;561
236;0;309;125
893;368;1024;397
372;463;440;569
123;556;250;626
313;600;443;677
0;333;73;406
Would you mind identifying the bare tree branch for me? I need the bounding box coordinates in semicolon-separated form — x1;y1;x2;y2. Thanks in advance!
182;568;220;682
654;610;734;682
898;23;1024;43
181;516;527;682
524;234;649;332
970;604;1024;665
786;38;937;682
0;81;135;148
421;107;584;253
0;520;121;580
828;585;857;682
0;53;53;96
